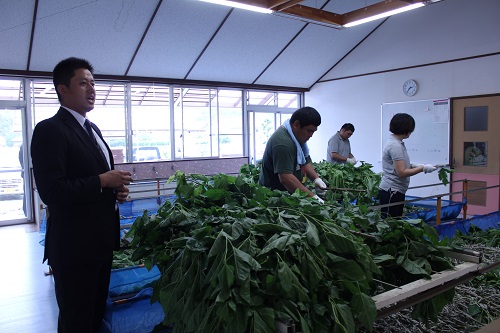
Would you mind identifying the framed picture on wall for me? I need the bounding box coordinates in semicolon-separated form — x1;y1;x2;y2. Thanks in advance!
463;142;487;167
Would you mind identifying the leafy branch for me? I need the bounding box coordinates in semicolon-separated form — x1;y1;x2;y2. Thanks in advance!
127;169;456;332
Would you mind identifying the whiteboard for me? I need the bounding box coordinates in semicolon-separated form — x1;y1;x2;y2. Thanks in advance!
381;99;450;198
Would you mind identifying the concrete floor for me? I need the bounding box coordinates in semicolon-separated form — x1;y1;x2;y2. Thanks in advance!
0;224;57;333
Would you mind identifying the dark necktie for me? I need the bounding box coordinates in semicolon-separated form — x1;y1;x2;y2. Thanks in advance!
84;119;109;166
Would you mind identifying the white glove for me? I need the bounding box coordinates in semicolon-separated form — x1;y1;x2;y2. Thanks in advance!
346;157;357;165
423;164;437;174
313;178;327;196
312;195;324;204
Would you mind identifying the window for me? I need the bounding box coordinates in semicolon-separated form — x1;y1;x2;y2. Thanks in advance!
248;110;293;164
180;88;215;158
247;91;300;108
88;83;126;163
217;90;243;157
24;79;302;163
130;84;171;161
30;80;127;163
0;75;303;225
277;92;299;108
246;90;300;164
175;88;245;159
31;80;59;126
464;106;488;131
0;79;23;101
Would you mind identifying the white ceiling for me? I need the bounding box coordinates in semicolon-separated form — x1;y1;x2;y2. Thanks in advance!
0;0;498;90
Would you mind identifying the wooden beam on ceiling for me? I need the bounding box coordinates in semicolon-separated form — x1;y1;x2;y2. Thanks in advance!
214;0;428;28
280;4;343;26
268;0;303;11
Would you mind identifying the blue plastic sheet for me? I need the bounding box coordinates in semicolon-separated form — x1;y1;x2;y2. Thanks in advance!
120;195;176;219
434;211;500;240
120;195;176;238
100;288;170;333
109;265;161;298
405;195;464;223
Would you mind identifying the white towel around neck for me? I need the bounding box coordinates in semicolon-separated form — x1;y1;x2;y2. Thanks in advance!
283;119;309;165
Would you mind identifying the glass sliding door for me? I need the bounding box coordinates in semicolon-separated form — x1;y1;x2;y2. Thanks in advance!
248;110;292;165
0;106;28;225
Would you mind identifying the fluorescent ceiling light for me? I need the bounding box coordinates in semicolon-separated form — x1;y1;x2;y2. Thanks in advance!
199;0;273;14
343;3;425;28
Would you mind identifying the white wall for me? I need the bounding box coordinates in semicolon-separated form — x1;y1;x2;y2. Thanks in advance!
305;54;500;174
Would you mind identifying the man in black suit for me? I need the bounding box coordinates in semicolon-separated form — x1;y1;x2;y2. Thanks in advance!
31;57;133;333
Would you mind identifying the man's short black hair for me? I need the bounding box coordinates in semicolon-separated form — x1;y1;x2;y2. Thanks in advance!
290;106;321;128
341;123;355;132
53;57;94;102
389;113;415;135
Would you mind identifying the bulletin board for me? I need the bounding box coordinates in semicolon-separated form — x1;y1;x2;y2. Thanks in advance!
381;99;450;198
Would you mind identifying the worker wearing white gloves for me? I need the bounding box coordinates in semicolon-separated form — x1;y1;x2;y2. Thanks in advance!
313;195;325;204
314;177;327;196
326;123;357;165
411;163;437;174
378;113;438;218
313;179;327;204
313;178;327;204
258;107;326;204
423;164;437;173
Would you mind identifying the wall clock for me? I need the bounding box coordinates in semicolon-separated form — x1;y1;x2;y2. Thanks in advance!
403;79;418;96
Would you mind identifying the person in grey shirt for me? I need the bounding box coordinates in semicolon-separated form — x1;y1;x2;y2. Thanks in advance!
326;123;357;164
378;113;437;218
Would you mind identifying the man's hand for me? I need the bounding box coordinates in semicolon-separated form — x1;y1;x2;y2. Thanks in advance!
115;184;130;204
312;195;324;204
423;164;437;174
313;178;327;196
346;157;357;165
99;170;133;189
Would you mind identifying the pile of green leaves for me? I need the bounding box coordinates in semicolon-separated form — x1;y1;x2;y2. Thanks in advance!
337;211;453;285
126;170;460;332
451;225;500;248
312;161;381;205
333;206;455;323
450;225;500;289
128;171;381;333
239;161;381;205
112;248;144;269
239;163;261;184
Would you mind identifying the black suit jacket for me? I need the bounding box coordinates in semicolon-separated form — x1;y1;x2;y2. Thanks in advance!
31;107;120;266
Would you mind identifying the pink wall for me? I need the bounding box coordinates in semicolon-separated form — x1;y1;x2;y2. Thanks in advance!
451;173;500;217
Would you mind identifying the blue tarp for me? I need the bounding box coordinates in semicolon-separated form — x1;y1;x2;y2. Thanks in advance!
120;195;176;237
434;210;500;239
120;195;176;220
405;195;464;223
402;195;499;239
109;265;161;298
101;266;167;333
100;288;170;333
